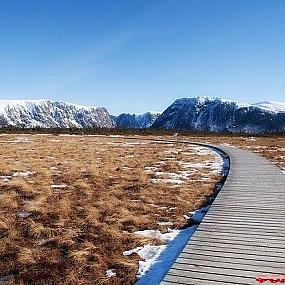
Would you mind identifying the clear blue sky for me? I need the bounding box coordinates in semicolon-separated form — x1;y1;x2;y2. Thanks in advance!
0;0;284;114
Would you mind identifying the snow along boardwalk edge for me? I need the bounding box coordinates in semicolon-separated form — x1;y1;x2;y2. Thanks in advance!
160;143;285;285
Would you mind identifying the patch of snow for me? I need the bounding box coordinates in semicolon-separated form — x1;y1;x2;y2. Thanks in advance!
123;142;147;146
222;143;236;147
134;229;179;242
17;211;32;218
156;221;173;226
253;101;285;113
153;141;173;145
7;137;32;143
150;178;184;184
122;166;131;170
135;226;198;284
124;244;166;277
144;166;158;170
189;205;211;223
0;175;12;181
109;135;126;138
12;171;35;177
106;269;116;278
51;184;67;189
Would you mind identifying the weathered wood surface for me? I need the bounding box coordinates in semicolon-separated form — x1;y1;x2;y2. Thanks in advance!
161;145;285;285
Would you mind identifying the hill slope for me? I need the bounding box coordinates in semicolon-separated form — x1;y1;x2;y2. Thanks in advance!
112;112;161;129
151;97;285;133
0;100;115;128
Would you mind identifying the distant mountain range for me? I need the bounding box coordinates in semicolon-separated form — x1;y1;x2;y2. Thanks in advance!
0;100;115;128
152;97;285;133
112;112;160;129
0;97;284;133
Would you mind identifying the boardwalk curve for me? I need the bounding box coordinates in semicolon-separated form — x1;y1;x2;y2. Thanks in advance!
161;145;285;285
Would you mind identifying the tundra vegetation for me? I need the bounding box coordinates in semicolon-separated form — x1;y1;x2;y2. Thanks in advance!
181;135;285;171
0;134;222;285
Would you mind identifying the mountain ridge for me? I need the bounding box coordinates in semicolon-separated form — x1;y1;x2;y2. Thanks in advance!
112;112;161;129
151;96;285;133
0;99;114;128
0;97;284;133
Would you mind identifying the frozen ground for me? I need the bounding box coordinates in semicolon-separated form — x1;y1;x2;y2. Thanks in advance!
135;206;210;285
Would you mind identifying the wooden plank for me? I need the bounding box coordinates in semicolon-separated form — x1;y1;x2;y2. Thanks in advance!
161;144;285;285
171;262;279;277
165;269;254;284
162;275;242;285
183;244;285;258
174;255;285;271
197;223;285;235
185;240;285;254
202;216;285;225
180;249;285;264
199;221;285;231
190;235;285;248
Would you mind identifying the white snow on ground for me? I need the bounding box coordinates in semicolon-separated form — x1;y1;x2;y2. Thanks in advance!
134;229;180;242
17;211;31;218
132;146;224;283
154;172;190;179
135;206;211;284
190;205;211;223
156;221;173;226
124;229;180;278
150;178;184;184
222;143;236;147
124;245;166;277
7;136;33;143
123;142;148;146
50;184;67;189
122;166;131;170
106;269;116;278
108;135;126;138
0;175;12;182
12;171;35;177
107;141;148;146
146;145;223;187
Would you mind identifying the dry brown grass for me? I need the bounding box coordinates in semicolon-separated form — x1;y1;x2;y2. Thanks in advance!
180;135;285;171
0;134;221;285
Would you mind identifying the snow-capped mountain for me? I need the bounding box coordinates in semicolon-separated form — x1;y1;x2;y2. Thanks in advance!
151;97;285;133
0;100;115;128
253;101;285;113
112;112;161;129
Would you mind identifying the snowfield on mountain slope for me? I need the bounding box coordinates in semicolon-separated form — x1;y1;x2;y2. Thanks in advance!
253;101;285;113
0;99;114;128
151;96;285;133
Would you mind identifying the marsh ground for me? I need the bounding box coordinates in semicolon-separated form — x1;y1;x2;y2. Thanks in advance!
181;135;285;172
0;134;222;285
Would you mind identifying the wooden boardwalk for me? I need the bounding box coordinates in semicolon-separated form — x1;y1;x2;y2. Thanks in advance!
161;145;285;285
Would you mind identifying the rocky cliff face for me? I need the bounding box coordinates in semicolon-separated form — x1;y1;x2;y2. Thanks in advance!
112;112;161;129
0;100;115;128
151;97;285;133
